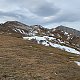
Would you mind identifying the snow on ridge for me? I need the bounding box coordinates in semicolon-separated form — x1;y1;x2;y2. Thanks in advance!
13;28;23;34
23;36;80;55
13;28;28;35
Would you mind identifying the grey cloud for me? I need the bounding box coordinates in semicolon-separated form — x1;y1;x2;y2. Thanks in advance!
55;13;80;23
7;0;60;17
31;4;59;17
0;0;80;30
29;3;60;17
0;0;61;24
40;11;80;27
50;12;80;24
0;11;19;18
0;11;42;25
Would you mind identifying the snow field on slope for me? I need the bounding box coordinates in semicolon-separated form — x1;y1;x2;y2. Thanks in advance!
23;36;80;54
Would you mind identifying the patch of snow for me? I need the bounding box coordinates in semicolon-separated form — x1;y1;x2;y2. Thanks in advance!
42;41;49;46
42;33;45;35
57;39;65;44
50;34;54;36
28;32;36;36
33;31;38;34
68;34;70;37
55;73;57;75
13;29;17;32
70;34;72;35
49;42;80;54
23;36;35;40
23;36;80;54
57;34;61;37
74;61;80;66
72;43;75;46
47;31;50;33
23;36;46;41
22;30;26;34
64;32;68;35
61;31;63;32
67;36;70;40
13;28;28;35
52;28;56;31
16;28;23;33
48;37;56;40
65;41;69;44
44;36;56;40
71;37;73;40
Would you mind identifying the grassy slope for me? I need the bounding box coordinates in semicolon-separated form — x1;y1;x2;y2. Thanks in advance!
0;35;80;80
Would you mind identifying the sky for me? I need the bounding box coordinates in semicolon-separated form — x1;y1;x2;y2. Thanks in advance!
0;0;80;30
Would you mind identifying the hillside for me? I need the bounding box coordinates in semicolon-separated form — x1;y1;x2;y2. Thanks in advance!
0;21;80;79
0;35;80;80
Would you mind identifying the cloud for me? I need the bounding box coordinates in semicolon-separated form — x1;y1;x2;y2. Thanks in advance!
29;3;60;17
0;16;18;23
46;11;80;24
54;13;80;23
0;0;80;30
0;0;60;24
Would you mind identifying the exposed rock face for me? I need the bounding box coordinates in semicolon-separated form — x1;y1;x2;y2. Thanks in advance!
56;25;80;36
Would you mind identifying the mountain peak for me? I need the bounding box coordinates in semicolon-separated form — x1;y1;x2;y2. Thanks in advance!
4;21;29;27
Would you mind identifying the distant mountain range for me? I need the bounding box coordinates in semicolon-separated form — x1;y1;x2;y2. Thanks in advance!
0;21;80;52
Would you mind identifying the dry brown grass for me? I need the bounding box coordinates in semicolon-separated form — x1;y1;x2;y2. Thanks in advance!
0;35;80;80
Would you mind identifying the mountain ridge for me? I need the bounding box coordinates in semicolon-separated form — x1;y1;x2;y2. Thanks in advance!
0;21;80;52
0;21;80;36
